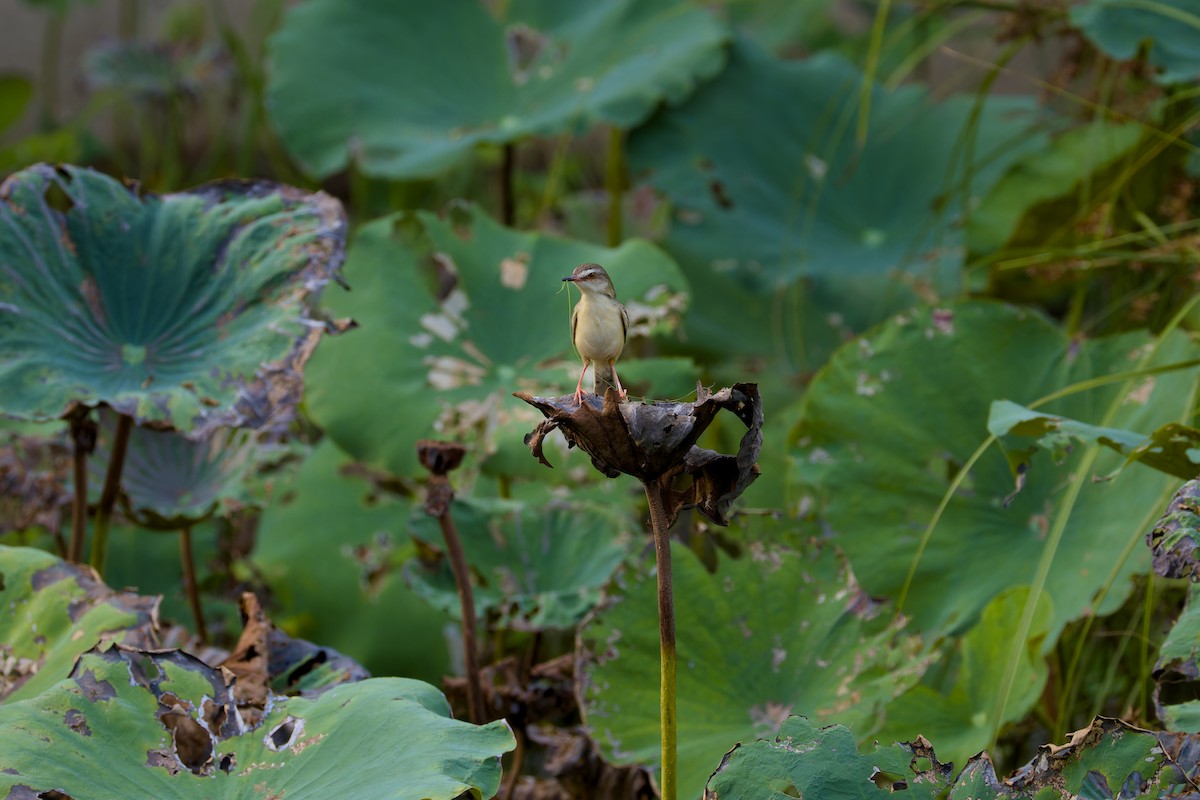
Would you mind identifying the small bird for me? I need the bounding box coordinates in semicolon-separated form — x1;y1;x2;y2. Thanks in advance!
563;263;629;405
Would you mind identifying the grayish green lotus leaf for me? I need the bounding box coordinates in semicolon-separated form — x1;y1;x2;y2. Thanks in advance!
87;409;293;530
252;441;451;683
0;645;515;799
406;494;634;631
1071;0;1200;84
305;203;690;478
628;38;1041;364
0;545;159;705
267;0;727;179
578;537;929;800
789;300;1199;638
0;164;346;435
704;715;1197;800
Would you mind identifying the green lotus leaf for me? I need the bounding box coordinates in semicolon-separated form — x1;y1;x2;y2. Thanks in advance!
406;494;634;631
267;0;727;180
988;399;1200;482
305;203;690;478
252;440;451;682
578;538;929;800
0;645;515;799
0;164;346;434
1070;0;1200;84
704;716;952;800
628;38;1042;362
704;715;1187;800
1155;583;1200;730
0;545;158;705
788;300;1199;638
874;587;1052;770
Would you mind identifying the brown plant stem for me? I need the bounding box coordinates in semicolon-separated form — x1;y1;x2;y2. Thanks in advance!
180;525;209;644
89;414;133;576
644;476;677;800
500;143;516;227
438;509;485;724
67;412;95;563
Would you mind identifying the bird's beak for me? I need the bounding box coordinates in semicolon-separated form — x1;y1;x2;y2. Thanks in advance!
562;275;577;282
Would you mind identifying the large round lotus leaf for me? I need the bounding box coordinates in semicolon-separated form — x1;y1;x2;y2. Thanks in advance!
628;39;1041;361
406;495;634;631
305;203;690;478
252;440;451;683
0;646;515;799
1070;0;1200;85
578;538;929;800
0;164;346;435
788;300;1199;638
0;545;158;705
266;0;727;179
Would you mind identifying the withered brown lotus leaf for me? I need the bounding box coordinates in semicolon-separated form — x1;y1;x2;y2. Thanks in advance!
514;383;761;527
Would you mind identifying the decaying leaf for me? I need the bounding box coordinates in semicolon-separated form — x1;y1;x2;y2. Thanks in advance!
1147;479;1200;580
0;644;516;799
515;383;762;526
0;545;161;705
1154;583;1200;731
0;429;73;536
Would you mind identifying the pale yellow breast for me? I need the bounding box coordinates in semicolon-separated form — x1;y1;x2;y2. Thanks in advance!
573;294;626;362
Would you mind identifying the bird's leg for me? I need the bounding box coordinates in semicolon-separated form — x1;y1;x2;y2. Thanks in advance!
611;361;628;401
574;359;590;405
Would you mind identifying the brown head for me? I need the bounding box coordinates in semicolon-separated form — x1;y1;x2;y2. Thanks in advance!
562;263;617;298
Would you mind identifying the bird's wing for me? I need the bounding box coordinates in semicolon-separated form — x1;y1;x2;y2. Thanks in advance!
620;303;629;343
570;303;580;355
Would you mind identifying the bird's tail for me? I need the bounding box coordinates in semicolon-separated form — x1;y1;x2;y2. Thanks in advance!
593;363;618;396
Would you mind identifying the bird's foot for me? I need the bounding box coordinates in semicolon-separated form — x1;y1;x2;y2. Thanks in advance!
573;389;586;406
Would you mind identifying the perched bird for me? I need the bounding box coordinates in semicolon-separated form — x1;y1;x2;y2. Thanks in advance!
563;263;629;404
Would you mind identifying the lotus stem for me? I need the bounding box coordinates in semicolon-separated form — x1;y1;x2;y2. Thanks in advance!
644;477;677;800
67;413;93;563
606;126;624;247
416;440;485;724
439;507;486;724
180;525;209;644
89;413;133;576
